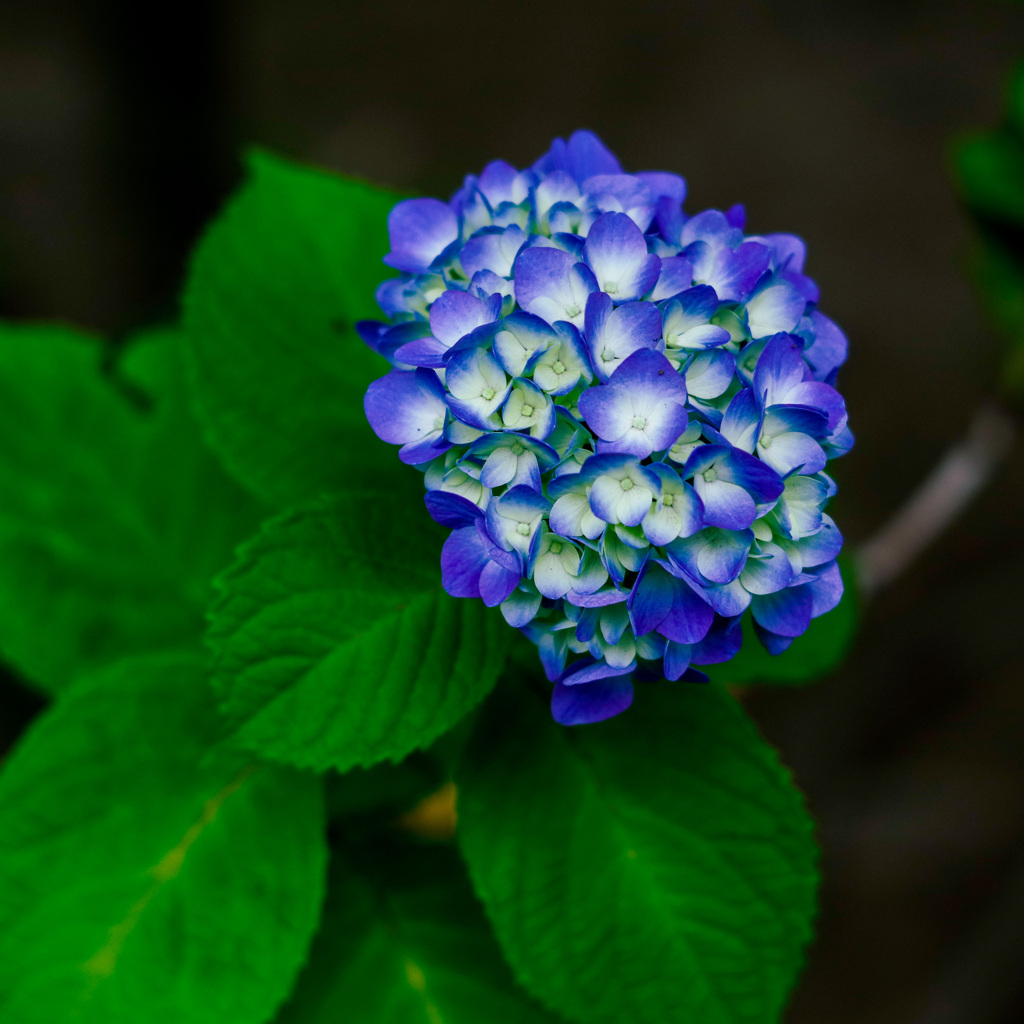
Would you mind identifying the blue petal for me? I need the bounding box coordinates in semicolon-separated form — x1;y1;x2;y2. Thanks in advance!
793;515;843;568
603;346;688;397
584;293;662;382
424;490;483;529
635;171;686;202
480;561;521;606
694;478;758;531
725;204;746;229
804;310;849;381
752;621;794;656
582;174;656;230
759;431;826;477
705;241;771;303
627;562;675;637
685;349;736;400
513;245;595;325
460;224;527;279
584;212;661;301
479;446;521;489
663;640;692;680
752;333;808;407
551;674;634;725
399;434;452;466
739;545;796;595
537;130;623;183
429;289;499;347
500;588;542;627
745;281;806;338
364;368;446;446
680;209;742;250
650;255;694;301
384;198;459;273
700;577;752;617
658;580;715;644
720;388;761;453
697;528;753;584
566;586;629;608
783;381;847;431
491;311;559;377
806;559;843;616
440;527;487;598
560;655;636;686
750;584;813;637
717;448;785;503
690;615;745;664
392;336;450;369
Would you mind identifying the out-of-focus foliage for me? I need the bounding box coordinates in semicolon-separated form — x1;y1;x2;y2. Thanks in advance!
954;60;1024;394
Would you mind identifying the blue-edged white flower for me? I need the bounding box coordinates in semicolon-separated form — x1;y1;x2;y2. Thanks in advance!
361;130;852;726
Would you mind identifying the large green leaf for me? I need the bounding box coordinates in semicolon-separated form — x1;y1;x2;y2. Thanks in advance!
277;839;563;1024
457;681;819;1024
183;149;404;507
0;323;256;691
209;495;510;772
706;565;859;687
0;652;327;1024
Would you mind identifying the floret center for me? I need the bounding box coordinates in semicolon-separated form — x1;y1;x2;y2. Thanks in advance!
620;478;634;491
552;361;566;374
481;387;495;401
631;416;646;430
703;468;718;483
516;522;531;536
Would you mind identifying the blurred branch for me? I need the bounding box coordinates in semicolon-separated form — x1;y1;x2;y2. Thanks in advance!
857;403;1016;597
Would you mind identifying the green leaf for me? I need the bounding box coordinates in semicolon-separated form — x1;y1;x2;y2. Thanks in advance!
209;495;510;772
183;149;407;507
276;839;562;1024
0;323;257;692
964;231;1024;392
0;651;327;1024
955;130;1024;228
457;681;819;1024
706;563;859;686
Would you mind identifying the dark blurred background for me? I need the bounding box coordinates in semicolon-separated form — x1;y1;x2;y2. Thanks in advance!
3;1;1024;1020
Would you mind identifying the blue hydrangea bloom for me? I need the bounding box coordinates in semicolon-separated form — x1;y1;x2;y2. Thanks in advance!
360;131;852;726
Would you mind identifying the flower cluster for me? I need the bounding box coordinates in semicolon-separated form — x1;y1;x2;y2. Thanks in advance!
360;131;851;725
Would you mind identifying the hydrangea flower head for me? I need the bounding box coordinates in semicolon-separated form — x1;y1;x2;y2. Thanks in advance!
360;131;852;725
